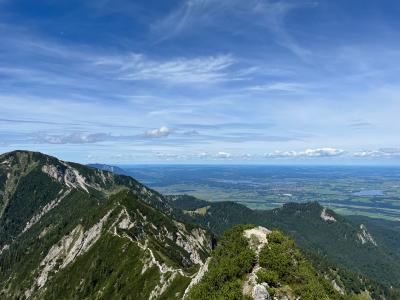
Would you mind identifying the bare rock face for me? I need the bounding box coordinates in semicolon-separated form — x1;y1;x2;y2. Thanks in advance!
243;226;271;297
252;284;270;300
357;224;377;246
42;164;89;192
41;165;64;182
320;208;336;222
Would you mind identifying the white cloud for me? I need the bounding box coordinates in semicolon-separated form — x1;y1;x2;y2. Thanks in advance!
300;148;346;157
144;126;171;138
198;152;209;158
152;0;311;60
216;151;232;158
94;53;236;83
353;148;400;158
381;148;400;155
266;148;346;158
34;132;110;144
155;152;181;159
249;82;308;93
353;150;380;157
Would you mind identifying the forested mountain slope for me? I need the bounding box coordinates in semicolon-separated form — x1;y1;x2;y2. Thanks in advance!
1;151;399;299
187;225;399;300
0;151;211;299
171;195;400;291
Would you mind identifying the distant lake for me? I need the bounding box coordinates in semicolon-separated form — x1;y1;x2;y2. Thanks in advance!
353;190;384;196
175;189;196;193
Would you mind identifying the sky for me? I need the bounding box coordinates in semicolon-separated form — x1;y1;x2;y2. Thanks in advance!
0;0;400;164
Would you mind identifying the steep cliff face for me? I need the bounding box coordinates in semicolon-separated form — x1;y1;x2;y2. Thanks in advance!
0;151;211;299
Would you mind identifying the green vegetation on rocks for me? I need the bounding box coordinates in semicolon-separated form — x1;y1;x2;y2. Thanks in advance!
188;225;256;300
1;151;400;299
258;230;341;300
172;196;400;293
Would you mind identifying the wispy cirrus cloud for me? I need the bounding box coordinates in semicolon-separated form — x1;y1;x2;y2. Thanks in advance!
152;0;312;60
175;122;274;130
248;82;309;94
31;126;175;144
31;127;172;144
0;25;243;87
1;1;400;164
348;122;373;128
33;132;113;144
183;130;200;136
0;118;69;126
94;53;239;83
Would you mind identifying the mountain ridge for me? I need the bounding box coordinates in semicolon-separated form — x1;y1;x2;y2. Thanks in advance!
170;195;400;290
0;150;211;299
1;150;399;299
87;163;129;176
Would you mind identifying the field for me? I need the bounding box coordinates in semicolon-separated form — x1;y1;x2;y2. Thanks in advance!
122;165;400;221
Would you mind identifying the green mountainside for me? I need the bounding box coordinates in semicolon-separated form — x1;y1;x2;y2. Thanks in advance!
170;195;400;293
187;225;389;300
0;151;211;299
1;151;399;299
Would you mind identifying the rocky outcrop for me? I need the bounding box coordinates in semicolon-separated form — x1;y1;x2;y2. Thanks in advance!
357;224;377;246
244;226;270;252
320;208;336;222
0;244;9;255
183;257;211;299
22;190;71;233
175;227;208;265
242;226;271;299
252;284;270;300
42;163;89;192
41;164;64;183
26;210;113;296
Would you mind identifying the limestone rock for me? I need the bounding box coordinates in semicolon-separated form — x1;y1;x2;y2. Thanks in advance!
252;284;270;300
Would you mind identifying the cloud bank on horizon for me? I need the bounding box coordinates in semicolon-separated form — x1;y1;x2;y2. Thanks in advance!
0;0;400;164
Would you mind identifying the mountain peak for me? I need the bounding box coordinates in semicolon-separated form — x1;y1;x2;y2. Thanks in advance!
0;151;212;299
188;225;344;300
276;201;340;222
280;201;323;211
1;149;57;162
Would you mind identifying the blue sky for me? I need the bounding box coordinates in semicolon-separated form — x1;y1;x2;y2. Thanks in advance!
0;0;400;164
